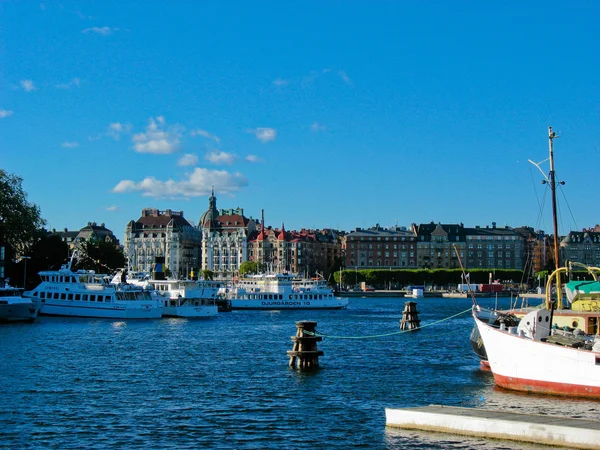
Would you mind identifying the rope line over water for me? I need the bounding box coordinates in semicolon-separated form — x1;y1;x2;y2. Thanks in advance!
306;307;473;340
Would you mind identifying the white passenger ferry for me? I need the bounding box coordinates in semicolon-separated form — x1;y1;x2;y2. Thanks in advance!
225;273;349;310
24;262;163;319
117;271;219;318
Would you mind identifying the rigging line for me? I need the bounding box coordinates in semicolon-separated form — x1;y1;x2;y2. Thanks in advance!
529;164;545;220
558;185;578;231
306;307;473;340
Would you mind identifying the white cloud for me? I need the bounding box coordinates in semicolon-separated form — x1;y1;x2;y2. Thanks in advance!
245;154;263;163
20;80;36;92
112;168;248;198
311;122;326;132
206;150;236;165
178;154;199;167
56;78;81;89
82;26;118;35
0;109;14;118
338;70;353;86
248;127;277;143
278;68;353;89
132;117;182;154
61;141;79;148
106;205;118;211
190;129;220;144
108;122;132;140
272;78;290;87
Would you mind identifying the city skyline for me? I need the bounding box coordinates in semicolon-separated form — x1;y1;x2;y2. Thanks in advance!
2;2;599;237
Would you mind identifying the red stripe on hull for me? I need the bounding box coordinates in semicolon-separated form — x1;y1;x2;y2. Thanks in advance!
494;373;600;399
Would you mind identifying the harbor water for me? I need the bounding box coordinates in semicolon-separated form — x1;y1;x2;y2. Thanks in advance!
2;296;599;449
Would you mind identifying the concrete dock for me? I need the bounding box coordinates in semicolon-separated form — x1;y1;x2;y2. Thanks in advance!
385;405;600;449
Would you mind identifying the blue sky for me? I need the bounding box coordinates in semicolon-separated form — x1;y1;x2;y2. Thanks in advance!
1;1;599;239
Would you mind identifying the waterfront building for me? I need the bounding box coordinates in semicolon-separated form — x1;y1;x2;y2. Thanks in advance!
248;226;343;277
560;228;600;267
463;223;524;270
514;226;551;275
344;224;417;269
51;222;120;251
123;208;201;278
199;190;257;277
412;222;465;269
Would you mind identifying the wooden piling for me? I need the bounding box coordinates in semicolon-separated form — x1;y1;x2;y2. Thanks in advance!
287;321;324;369
400;301;421;330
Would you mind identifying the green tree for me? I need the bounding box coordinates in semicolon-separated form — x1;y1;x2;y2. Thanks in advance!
0;170;45;257
201;269;214;280
75;240;126;274
239;260;263;276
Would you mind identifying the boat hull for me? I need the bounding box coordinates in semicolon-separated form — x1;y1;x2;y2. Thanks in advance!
474;309;600;398
40;300;163;319
229;297;349;310
162;305;218;318
0;301;40;322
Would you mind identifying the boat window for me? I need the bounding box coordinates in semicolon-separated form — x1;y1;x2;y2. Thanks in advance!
67;294;73;300
83;294;88;301
60;293;66;300
319;295;322;299
53;293;59;299
279;295;283;300
75;294;81;300
40;292;45;299
90;295;96;302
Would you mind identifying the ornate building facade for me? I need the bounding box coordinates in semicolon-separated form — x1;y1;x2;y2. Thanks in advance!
199;190;257;277
248;225;343;277
123;208;201;278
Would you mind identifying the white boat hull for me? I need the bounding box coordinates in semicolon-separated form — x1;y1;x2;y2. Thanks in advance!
0;300;40;322
474;309;600;398
229;297;349;310
40;300;163;319
163;305;218;318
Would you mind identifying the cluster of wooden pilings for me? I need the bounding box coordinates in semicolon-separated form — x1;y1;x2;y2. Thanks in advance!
400;301;421;330
287;321;323;370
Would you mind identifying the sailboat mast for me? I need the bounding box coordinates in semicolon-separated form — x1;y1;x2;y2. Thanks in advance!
547;126;563;310
548;126;560;270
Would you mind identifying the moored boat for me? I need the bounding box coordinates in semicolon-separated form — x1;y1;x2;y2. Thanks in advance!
23;258;163;319
0;282;41;323
120;272;219;319
472;126;600;398
226;273;349;310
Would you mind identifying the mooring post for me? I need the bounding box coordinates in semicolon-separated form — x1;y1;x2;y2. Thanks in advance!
287;320;324;369
400;301;421;330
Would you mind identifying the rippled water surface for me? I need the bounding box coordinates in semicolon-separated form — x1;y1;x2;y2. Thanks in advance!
2;297;599;449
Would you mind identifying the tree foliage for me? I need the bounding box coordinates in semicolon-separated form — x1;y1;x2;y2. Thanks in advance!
0;170;45;256
5;232;70;289
201;269;214;280
75;240;126;274
239;260;264;276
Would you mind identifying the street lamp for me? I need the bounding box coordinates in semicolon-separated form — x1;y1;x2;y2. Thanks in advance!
22;256;31;289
